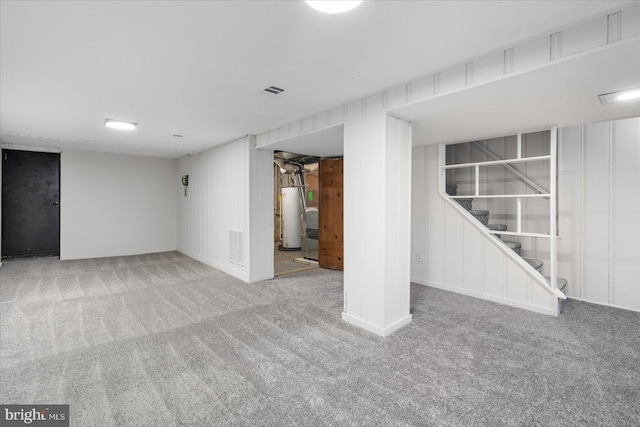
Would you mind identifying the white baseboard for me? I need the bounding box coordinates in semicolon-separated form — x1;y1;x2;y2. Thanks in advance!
249;272;275;283
342;312;413;337
411;276;557;316
566;296;640;314
177;248;250;283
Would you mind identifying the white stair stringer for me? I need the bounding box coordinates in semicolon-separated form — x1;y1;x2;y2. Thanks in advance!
440;190;565;315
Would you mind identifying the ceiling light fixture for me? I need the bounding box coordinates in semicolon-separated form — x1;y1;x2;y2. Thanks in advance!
598;88;640;105
104;118;137;130
306;1;363;15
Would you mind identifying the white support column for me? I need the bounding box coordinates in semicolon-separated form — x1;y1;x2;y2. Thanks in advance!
439;144;446;194
342;94;412;336
550;127;558;291
517;132;522;159
517;197;522;233
249;136;275;282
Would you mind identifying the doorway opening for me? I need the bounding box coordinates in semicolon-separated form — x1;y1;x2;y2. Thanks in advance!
1;149;61;258
273;151;321;276
272;151;345;276
258;124;345;278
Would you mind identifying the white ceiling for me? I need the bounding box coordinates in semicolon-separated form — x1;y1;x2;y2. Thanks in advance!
0;1;632;158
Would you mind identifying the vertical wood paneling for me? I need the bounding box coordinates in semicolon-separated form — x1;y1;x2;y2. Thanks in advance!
558;118;640;311
444;213;463;288
582;122;611;304
359;94;386;326
319;159;344;270
301;117;314;133
411;75;433;100
562;17;607;56
482;238;504;296
505;259;528;303
177;137;252;281
513;37;550;71
471;51;503;84
438;67;465;94
462;221;483;291
426;146;445;283
558;126;583;298
411;147;427;280
385;85;406;109
328;106;345;126
343;99;365;320
611;118;640;309
249;139;274;281
315;111;329;130
621;5;640;39
529;276;554;309
385;116;412;323
256;132;269;147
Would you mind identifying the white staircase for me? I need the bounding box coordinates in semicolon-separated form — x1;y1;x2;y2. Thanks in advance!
440;129;568;312
446;183;568;301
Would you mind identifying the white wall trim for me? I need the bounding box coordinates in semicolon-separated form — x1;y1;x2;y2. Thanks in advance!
249;272;274;283
566;296;640;314
342;312;413;337
255;122;344;150
388;36;639;116
177;248;250;283
411;277;557;316
0;143;62;153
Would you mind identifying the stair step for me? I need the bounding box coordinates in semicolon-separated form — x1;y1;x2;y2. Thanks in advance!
503;240;521;255
469;209;490;225
487;224;507;232
456;198;473;210
545;276;568;292
446;184;458;196
524;258;543;271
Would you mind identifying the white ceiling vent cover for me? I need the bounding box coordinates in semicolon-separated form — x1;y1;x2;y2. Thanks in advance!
229;230;244;266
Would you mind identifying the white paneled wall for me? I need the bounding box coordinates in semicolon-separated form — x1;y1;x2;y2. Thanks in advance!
411;145;558;315
559;118;640;312
177;136;273;282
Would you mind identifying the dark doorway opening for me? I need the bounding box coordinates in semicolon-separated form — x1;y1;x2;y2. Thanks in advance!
2;149;61;258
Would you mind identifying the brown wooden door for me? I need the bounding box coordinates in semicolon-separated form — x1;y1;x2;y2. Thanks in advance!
319;159;343;270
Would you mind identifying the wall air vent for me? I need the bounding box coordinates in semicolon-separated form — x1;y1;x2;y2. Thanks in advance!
229;230;244;266
263;86;285;95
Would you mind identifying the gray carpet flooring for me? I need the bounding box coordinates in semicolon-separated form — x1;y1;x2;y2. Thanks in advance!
1;252;638;426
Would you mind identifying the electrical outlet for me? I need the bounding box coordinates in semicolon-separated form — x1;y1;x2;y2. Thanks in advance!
415;252;423;262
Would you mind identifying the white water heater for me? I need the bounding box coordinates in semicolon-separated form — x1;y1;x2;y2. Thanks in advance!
281;187;302;249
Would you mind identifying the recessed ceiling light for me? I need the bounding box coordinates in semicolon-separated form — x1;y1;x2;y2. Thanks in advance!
598;88;640;105
104;118;137;130
306;1;363;15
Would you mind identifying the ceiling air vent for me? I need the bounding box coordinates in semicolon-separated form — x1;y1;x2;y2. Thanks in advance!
263;86;285;95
